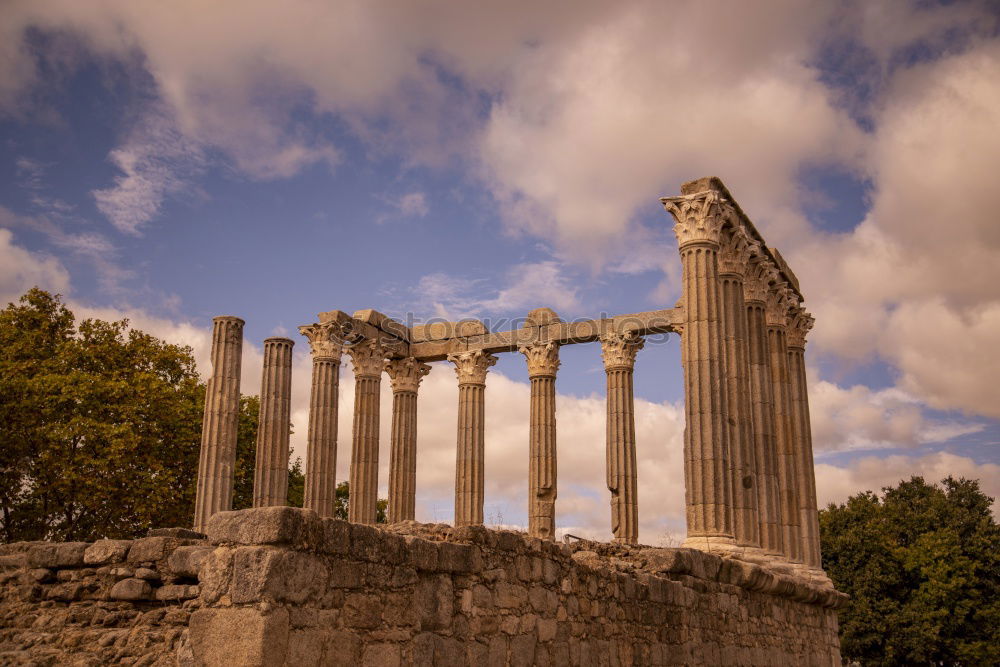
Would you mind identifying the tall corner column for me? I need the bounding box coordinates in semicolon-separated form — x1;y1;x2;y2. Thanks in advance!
521;342;560;540
299;322;343;517
600;332;644;544
744;260;784;557
719;230;762;551
766;284;803;563
385;357;431;523
347;338;387;524
449;350;497;527
253;337;295;507
194;315;245;532
663;191;736;552
787;310;827;580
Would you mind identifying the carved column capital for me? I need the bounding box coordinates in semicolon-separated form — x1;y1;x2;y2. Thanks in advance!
787;308;815;349
765;284;797;328
448;349;498;385
384;357;431;393
299;322;344;361
600;332;645;370
742;258;772;304
718;227;754;276
346;338;389;378
662;190;735;248
519;342;561;377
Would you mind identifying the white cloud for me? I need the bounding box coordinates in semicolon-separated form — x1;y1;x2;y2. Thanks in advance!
816;452;1000;518
0;228;70;304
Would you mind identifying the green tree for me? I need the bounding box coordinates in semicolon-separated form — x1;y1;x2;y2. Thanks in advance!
333;481;387;523
820;476;1000;666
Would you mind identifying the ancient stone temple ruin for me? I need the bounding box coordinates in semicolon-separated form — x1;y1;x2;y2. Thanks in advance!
0;177;846;665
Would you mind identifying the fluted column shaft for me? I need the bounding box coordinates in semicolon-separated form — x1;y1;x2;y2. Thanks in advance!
347;340;386;525
746;301;783;555
601;333;643;544
788;338;822;569
194;316;244;532
385;357;430;523
522;343;560;540
679;242;735;545
300;322;342;517
449;350;497;527
767;317;803;563
720;273;761;549
253;337;294;507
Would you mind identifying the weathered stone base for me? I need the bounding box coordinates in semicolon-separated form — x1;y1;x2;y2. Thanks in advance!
1;509;846;665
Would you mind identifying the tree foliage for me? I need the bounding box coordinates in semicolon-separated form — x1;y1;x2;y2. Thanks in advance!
820;475;1000;666
333;481;387;523
0;288;298;541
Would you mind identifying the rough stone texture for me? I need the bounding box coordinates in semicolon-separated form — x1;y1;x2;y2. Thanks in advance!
0;534;208;665
190;507;843;665
194;315;244;532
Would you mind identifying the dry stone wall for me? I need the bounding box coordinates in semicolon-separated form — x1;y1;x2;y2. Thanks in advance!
0;508;845;665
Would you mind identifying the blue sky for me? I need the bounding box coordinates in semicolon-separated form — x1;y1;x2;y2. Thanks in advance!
1;0;998;541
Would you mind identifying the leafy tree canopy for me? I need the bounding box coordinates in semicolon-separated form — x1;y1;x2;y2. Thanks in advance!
820;475;1000;666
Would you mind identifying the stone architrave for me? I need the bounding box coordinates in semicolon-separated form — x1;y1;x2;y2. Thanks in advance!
744;259;784;557
384;357;431;523
347;338;389;525
600;331;644;544
253;337;295;508
662;191;737;551
766;283;803;564
299;322;343;517
719;228;762;551
787;309;825;577
194;316;244;532
448;349;498;526
520;341;560;540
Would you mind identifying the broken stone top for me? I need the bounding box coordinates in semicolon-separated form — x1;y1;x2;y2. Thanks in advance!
525;307;562;327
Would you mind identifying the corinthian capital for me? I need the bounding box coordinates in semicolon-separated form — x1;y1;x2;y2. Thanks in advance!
384;357;431;393
448;349;498;385
743;255;773;303
787;308;815;349
719;227;755;277
298;322;344;361
765;284;796;328
661;190;735;248
519;342;560;377
600;331;644;370
346;338;389;378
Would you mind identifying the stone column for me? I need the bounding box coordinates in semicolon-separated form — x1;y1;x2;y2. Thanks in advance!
347;338;387;525
766;284;803;563
521;342;560;540
744;260;783;557
253;337;295;507
788;309;825;577
299;322;342;517
719;229;761;551
600;332;644;544
194;316;244;532
449;350;498;526
384;357;431;523
663;191;736;551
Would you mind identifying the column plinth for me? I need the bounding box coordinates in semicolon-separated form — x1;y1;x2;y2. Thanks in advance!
253;337;295;507
663;192;736;552
299;322;343;517
521;342;560;540
347;339;388;524
600;332;643;544
194;316;245;532
449;350;497;526
385;357;431;523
